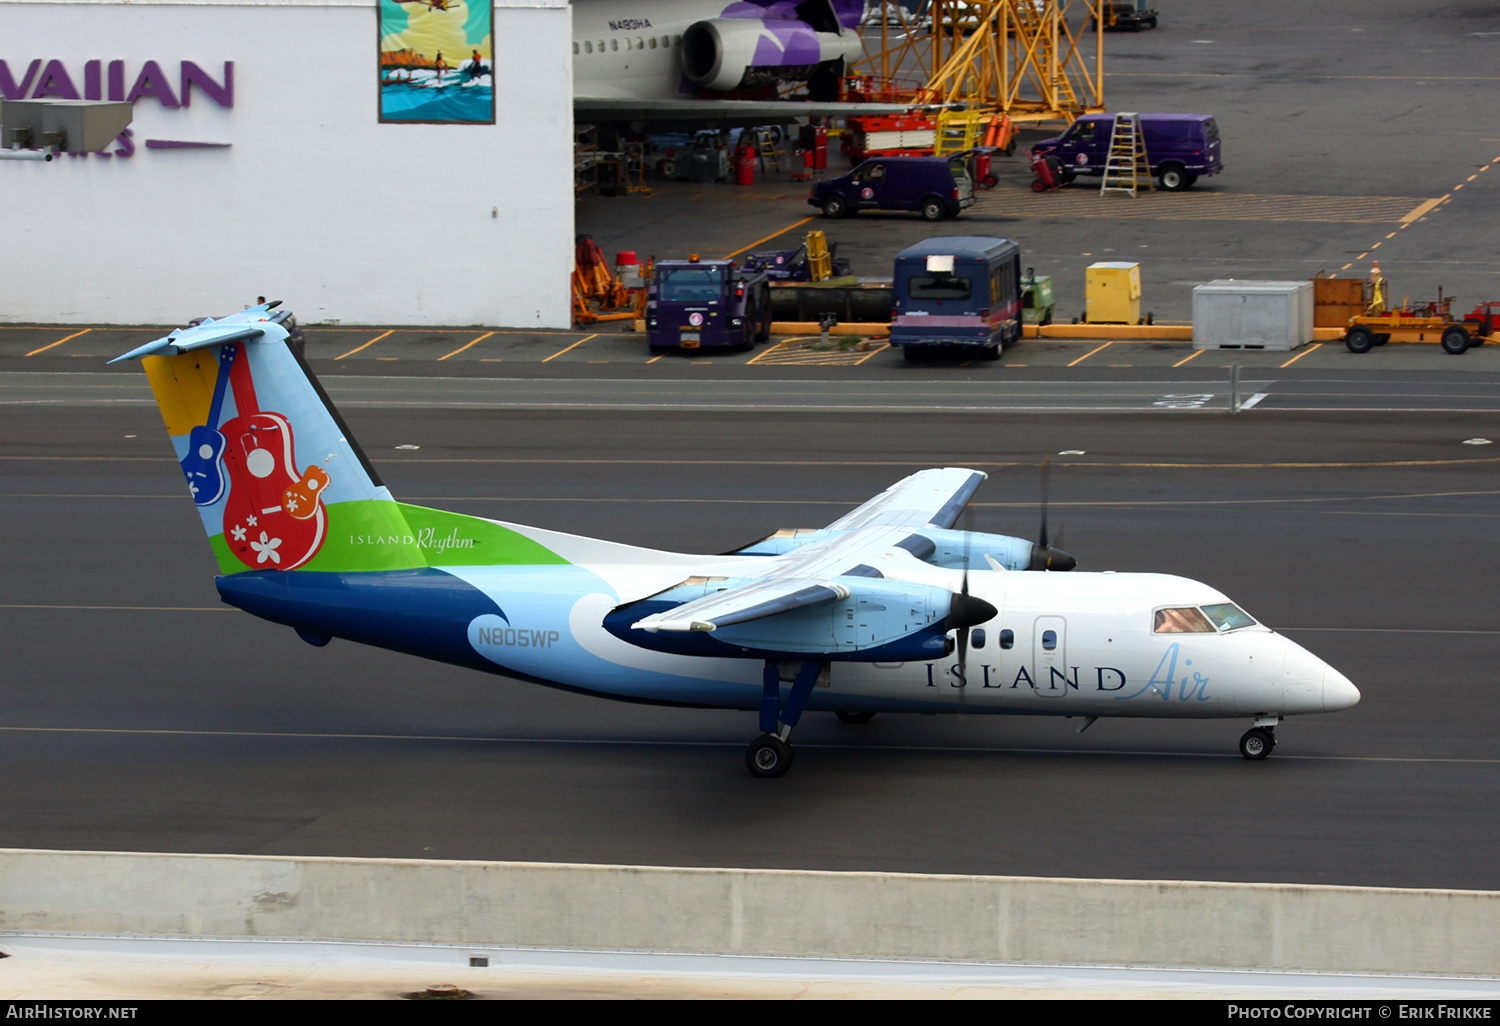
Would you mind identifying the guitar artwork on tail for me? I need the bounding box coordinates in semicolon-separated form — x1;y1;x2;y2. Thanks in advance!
114;304;1360;777
218;344;328;570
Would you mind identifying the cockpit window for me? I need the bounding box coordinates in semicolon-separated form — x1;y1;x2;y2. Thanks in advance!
1201;603;1257;631
1153;607;1215;633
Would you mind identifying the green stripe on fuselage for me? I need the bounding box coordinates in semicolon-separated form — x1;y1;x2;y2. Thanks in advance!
211;500;567;574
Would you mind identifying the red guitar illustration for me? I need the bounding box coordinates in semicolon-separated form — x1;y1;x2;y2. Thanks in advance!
219;344;330;570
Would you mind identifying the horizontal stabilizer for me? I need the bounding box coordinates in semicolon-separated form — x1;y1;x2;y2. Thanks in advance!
108;322;267;364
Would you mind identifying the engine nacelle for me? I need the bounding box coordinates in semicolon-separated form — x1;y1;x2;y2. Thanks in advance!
603;575;985;662
681;17;860;93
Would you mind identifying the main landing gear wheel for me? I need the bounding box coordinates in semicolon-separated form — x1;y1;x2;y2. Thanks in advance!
746;734;794;777
1239;727;1276;760
836;710;875;724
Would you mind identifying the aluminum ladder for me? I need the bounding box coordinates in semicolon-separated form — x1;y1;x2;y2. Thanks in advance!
1100;112;1153;197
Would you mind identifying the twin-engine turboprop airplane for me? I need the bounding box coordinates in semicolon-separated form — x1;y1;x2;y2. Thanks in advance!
115;306;1359;777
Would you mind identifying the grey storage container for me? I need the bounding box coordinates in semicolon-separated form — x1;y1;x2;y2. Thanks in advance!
1193;280;1315;351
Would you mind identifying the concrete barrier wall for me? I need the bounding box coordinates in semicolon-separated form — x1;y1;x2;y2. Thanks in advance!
2;849;1496;975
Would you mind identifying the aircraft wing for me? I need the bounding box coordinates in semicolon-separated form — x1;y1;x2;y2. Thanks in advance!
625;469;990;636
824;467;987;532
631;576;850;633
629;521;940;632
575;97;932;128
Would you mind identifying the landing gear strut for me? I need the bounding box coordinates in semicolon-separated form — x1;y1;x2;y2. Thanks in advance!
1239;718;1279;760
746;659;827;778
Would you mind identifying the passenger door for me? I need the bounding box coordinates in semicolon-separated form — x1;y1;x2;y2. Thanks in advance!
1032;616;1068;698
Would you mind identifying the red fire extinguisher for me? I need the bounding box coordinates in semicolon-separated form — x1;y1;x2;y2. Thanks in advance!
735;146;756;186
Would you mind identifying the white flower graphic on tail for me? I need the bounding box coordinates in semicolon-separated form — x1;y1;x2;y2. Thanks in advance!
250;531;282;565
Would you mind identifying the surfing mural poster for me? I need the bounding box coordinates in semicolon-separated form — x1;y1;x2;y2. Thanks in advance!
378;1;494;124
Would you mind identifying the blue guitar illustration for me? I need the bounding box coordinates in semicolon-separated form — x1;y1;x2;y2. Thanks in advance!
180;343;237;506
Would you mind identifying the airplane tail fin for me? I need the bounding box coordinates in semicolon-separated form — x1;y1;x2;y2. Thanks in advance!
127;306;562;575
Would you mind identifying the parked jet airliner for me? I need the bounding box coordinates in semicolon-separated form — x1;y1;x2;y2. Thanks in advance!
570;0;922;126
114;306;1359;777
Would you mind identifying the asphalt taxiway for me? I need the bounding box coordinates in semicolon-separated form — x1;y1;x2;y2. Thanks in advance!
2;393;1497;891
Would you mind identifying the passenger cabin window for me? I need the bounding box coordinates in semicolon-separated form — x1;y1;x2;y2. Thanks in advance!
1201;603;1257;631
999;629;1014;649
908;274;972;301
971;628;986;649
573;43;580;55
650;36;658;48
584;41;592;54
1042;629;1057;651
610;39;619;51
1153;607;1215;633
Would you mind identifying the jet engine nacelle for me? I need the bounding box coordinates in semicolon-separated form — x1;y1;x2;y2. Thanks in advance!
681;17;860;93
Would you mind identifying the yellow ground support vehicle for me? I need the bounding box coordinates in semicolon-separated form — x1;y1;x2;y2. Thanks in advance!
1344;277;1479;355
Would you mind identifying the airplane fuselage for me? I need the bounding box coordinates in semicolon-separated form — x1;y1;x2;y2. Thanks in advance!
219;555;1356;722
571;0;863;100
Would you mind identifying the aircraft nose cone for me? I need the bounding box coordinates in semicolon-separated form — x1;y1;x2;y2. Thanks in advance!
1029;543;1077;571
1323;666;1361;712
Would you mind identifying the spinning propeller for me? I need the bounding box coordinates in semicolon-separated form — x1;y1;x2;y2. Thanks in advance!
1029;456;1077;572
947;456;1077;674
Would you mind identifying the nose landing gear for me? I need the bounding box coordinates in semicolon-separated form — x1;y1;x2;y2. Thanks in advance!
1239;716;1281;760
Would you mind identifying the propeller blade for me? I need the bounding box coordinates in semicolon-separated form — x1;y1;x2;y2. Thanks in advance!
957;504;974;673
1028;456;1077;570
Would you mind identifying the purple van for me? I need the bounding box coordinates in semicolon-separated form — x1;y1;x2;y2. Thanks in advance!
1030;113;1223;191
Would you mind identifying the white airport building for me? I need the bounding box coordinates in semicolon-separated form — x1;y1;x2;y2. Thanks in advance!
0;0;575;328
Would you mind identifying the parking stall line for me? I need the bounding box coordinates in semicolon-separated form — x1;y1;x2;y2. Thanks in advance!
1172;349;1205;368
1067;341;1113;367
541;334;598;363
1280;343;1322;368
335;330;393;360
25;329;92;357
438;331;496;361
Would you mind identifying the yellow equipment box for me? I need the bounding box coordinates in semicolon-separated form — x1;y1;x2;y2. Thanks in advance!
1086;261;1142;324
